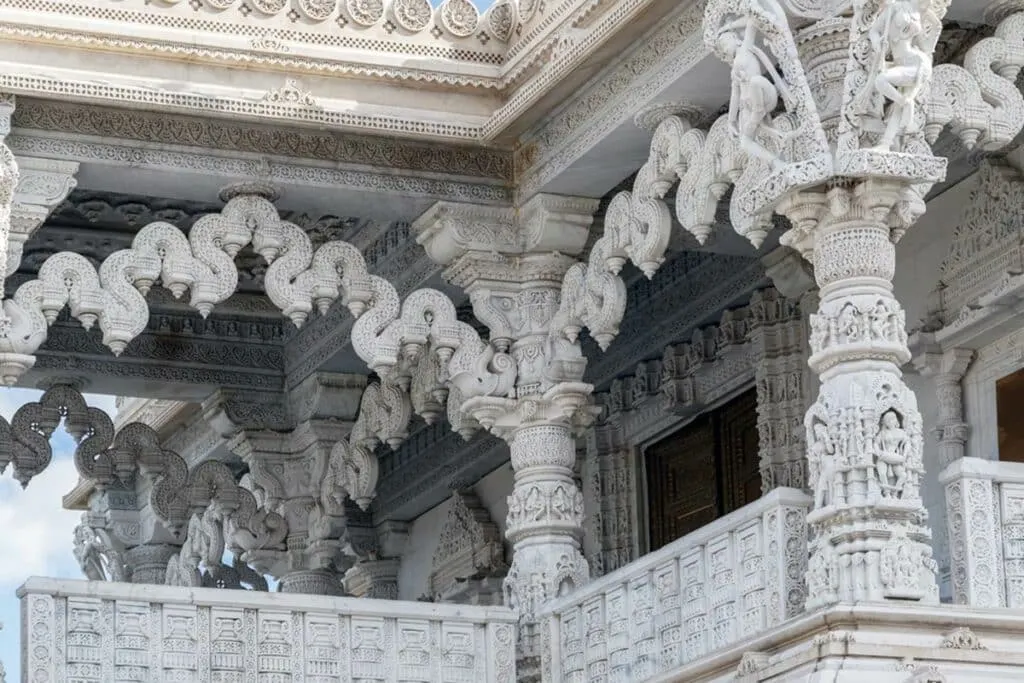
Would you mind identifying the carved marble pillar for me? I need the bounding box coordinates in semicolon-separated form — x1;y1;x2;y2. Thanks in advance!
77;485;180;585
204;375;367;596
800;180;939;608
229;420;353;595
466;391;594;678
414;194;599;678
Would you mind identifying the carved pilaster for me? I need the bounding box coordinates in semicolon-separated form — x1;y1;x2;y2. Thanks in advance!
0;93;16;297
582;421;638;576
757;250;818;492
915;345;975;468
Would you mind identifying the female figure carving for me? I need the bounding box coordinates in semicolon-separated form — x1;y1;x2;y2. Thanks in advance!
717;12;794;170
867;0;932;150
875;409;909;495
811;421;837;508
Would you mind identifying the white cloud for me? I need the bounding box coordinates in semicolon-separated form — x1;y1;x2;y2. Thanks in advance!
0;449;82;583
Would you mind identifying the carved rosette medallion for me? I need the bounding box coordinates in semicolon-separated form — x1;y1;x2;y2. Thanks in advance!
392;0;432;31
440;0;479;37
296;0;339;21
346;0;385;25
486;0;515;42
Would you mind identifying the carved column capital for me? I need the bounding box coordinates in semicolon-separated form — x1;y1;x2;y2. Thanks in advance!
10;157;79;275
413;194;596;267
913;344;975;380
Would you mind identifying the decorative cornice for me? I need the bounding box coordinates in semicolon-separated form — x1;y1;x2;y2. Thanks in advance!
0;0;688;145
11;99;513;182
514;0;706;198
6;130;512;205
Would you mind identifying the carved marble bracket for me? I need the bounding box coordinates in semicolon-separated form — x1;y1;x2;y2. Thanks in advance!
928;11;1024;151
414;193;598;393
10;156;79;277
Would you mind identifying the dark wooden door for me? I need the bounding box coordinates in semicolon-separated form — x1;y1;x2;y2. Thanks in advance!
645;388;760;552
646;414;718;550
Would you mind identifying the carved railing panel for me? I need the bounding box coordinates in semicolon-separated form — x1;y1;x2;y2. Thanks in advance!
541;488;810;683
941;457;1024;609
19;578;517;682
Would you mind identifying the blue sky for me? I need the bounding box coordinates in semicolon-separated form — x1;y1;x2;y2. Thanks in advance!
0;388;118;682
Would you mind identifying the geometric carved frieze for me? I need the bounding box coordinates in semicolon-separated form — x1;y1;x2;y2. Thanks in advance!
428;490;507;604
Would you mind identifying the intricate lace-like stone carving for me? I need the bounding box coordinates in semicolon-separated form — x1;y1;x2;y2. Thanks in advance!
428;490;507;602
927;12;1024;151
392;0;431;31
440;0;480;37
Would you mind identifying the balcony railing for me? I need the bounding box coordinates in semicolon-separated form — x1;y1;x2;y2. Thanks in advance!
541;487;811;683
18;577;517;682
941;457;1024;608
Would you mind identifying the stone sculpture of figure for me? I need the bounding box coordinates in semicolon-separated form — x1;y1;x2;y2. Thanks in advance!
73;525;107;582
875;410;909;495
837;303;858;343
716;15;793;171
867;0;932;150
72;524;127;582
810;421;837;508
869;301;889;340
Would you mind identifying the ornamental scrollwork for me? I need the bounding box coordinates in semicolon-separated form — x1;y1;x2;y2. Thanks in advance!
927;12;1024;151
